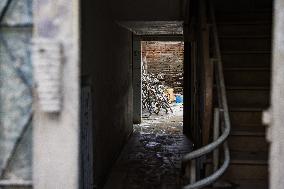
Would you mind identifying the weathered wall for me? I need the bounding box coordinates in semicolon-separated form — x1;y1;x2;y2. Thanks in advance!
82;0;133;187
266;0;284;188
142;41;184;93
133;39;142;124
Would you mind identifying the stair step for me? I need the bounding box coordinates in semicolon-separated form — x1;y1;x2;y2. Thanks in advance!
231;126;266;137
218;21;272;26
206;150;268;181
220;37;271;51
224;67;270;71
222;50;270;54
230;107;264;112
205;179;268;189
207;151;267;164
206;162;268;182
206;167;268;186
226;86;270;90
229;108;264;126
223;52;271;68
221;179;268;189
230;151;268;165
228;135;268;152
220;35;271;39
214;85;270;91
227;89;269;109
215;12;272;23
223;164;268;180
224;68;270;87
218;23;271;36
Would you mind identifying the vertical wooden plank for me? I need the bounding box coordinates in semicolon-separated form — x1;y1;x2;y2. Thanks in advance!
191;42;199;143
33;0;80;189
200;0;213;145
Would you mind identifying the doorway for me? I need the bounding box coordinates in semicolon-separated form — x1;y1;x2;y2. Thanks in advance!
136;40;184;135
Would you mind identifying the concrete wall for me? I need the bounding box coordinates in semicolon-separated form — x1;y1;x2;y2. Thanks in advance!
133;39;142;124
82;0;133;187
266;0;284;188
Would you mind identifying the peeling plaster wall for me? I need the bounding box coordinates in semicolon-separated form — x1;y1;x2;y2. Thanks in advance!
82;0;133;187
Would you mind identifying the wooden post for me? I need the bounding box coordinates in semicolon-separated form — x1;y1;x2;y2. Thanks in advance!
200;0;213;145
33;0;80;189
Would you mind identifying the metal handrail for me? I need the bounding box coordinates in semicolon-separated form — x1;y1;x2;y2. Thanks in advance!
182;115;230;161
183;108;230;189
182;1;231;189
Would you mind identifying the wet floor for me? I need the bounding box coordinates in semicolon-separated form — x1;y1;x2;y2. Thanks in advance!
104;104;192;189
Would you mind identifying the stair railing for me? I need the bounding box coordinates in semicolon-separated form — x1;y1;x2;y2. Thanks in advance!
182;2;231;189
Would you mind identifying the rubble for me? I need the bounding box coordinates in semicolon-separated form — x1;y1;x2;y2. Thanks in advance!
142;72;173;115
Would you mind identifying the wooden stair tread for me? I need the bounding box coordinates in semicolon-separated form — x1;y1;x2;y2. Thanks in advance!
229;104;268;110
224;67;270;71
207;151;267;164
219;35;271;39
229;107;265;112
231;126;266;136
217;21;272;25
232;123;266;127
207;179;268;189
222;50;271;54
228;179;268;189
230;151;268;165
226;86;270;90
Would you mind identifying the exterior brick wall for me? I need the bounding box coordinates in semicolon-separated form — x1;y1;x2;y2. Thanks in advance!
141;41;184;93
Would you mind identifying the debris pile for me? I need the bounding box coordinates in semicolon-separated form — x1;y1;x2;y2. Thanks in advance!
142;72;173;115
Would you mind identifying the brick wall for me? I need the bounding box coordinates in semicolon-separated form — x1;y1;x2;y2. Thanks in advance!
141;41;184;93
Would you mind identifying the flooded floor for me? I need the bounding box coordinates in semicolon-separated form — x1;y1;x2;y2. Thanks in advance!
104;104;192;189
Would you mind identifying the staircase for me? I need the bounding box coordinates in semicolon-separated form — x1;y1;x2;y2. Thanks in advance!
211;6;272;189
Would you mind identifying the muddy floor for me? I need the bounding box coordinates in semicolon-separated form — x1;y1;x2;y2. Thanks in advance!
104;104;192;189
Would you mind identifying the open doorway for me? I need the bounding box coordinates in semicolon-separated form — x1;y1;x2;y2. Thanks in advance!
135;41;184;135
